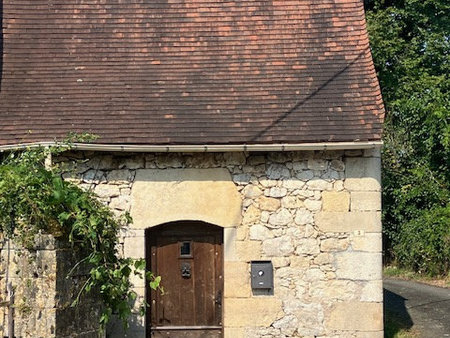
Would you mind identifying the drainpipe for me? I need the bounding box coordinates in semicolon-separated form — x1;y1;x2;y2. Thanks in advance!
0;141;383;153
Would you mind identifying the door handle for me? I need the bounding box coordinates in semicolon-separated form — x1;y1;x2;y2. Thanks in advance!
181;262;191;278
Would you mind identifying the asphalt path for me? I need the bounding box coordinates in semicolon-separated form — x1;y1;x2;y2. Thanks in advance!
384;278;450;338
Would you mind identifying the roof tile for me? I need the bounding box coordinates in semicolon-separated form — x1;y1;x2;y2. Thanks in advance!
0;0;384;146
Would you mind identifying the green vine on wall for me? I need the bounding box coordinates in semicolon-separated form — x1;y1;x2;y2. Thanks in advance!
0;140;161;328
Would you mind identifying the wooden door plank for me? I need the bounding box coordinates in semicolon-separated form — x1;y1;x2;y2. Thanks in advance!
146;221;223;337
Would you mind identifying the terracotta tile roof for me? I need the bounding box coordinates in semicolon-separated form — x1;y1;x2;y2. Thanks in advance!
0;0;384;146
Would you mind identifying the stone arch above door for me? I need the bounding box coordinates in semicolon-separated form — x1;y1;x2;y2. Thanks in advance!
131;168;242;229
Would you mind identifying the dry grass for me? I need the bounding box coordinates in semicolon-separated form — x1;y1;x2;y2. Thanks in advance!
384;265;450;288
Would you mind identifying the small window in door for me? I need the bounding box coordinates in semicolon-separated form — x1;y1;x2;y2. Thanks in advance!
180;241;192;257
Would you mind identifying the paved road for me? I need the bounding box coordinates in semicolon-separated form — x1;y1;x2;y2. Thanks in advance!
384;278;450;338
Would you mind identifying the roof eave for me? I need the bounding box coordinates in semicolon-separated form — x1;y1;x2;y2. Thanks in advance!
0;141;383;153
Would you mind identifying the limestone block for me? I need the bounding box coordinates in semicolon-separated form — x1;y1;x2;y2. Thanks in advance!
295;238;320;255
242;205;261;226
248;155;266;166
87;155;116;170
224;228;238;261
314;253;332;265
294;209;313;225
123;237;145;259
345;149;363;157
242;185;263;199
326;302;383;331
268;209;293;227
322;191;350;212
281;196;305;209
266;164;290;179
224;328;245;338
345;178;381;191
273;314;299;336
223;152;247;165
321;169;340;181
235;241;261;261
249;224;273;241
262;236;294;257
320;238;349;252
295;189;314;198
293;161;308;171
95;184;120;198
315;212;381;233
232;173;252;185
308;159;327;170
344;157;381;191
330;160;345;171
122;156;145;169
335;252;382;280
345;157;381;178
309;280;359;301
268;152;291;163
361;280;383;302
290;256;312;268
295;303;324;337
185;153;217;168
82;169;105;183
257;196;281;211
121;228;145;238
304;268;325;282
154;153;184;168
282;179;306;190
306;179;333;191
259;178;278;187
334;180;344;191
107;170;133;183
120;187;131;195
224;298;283;327
131;169;241;228
304;199;322;211
260;211;270;223
351;192;381;211
363;147;382;158
109;195;130;211
243;165;264;174
266;187;288;198
356;331;384;338
272;257;290;268
224;262;251;298
352;233;382;252
296;170;314;181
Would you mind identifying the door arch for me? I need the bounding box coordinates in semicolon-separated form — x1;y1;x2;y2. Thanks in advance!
146;221;224;337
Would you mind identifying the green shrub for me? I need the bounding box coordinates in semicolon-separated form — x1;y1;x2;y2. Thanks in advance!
394;206;450;276
0;144;161;328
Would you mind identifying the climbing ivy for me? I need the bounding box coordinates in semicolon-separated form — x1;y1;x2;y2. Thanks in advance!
0;142;161;328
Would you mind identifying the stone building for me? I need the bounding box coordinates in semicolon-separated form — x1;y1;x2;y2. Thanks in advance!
0;0;385;337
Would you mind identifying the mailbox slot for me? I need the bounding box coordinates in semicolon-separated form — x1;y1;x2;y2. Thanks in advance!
251;261;273;290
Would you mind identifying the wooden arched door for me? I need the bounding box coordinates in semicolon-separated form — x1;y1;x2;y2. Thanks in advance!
146;221;223;337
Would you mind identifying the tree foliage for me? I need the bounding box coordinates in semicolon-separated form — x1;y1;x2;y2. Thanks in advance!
366;0;449;275
0;144;161;328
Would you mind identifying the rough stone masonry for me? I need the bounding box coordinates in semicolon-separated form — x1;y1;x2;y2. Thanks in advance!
2;148;383;338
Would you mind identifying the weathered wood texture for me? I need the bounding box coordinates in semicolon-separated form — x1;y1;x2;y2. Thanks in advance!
147;222;223;337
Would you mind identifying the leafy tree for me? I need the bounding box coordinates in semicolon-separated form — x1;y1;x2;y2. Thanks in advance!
365;0;449;275
0;143;161;328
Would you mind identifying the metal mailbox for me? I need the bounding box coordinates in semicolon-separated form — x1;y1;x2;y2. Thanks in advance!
251;261;273;290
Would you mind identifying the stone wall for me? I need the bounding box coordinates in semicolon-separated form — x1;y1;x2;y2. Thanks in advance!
0;235;101;338
59;148;383;338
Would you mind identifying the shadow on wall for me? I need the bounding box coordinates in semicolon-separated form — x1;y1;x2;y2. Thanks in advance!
106;314;144;338
384;288;414;337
